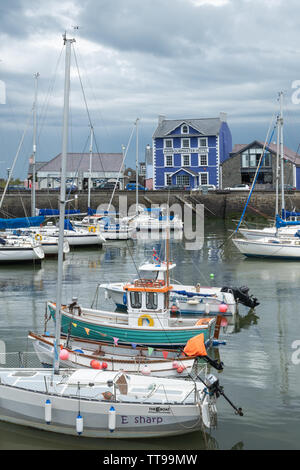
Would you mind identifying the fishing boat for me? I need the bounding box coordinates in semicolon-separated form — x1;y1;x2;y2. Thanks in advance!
0;34;241;439
28;330;220;378
100;256;259;314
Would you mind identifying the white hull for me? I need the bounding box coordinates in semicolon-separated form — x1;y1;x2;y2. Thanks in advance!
239;227;299;240
233;237;300;259
0;368;217;438
0;245;44;262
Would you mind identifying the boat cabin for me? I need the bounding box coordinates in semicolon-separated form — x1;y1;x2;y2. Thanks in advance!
124;279;173;328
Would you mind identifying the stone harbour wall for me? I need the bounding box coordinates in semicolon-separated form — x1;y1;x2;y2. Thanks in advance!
0;189;298;220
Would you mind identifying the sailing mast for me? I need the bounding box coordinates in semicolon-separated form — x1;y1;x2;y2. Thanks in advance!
88;125;93;210
135;118;139;215
53;33;75;373
279;91;285;217
31;72;39;217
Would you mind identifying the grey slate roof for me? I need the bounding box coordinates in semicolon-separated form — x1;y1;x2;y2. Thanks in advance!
28;162;48;175
36;153;124;173
153;118;222;139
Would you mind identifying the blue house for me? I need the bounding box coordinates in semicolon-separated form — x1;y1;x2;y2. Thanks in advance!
152;113;232;190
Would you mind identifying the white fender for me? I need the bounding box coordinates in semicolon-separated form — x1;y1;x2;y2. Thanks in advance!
45;399;52;424
108;406;116;432
76;414;83;435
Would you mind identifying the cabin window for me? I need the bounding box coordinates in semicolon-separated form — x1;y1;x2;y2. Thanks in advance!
146;292;158;309
130;291;142;308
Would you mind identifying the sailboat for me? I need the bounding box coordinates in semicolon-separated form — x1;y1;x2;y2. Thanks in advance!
233;92;300;259
0;34;235;438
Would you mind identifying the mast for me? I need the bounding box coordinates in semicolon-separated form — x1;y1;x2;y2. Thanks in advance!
275;111;280;218
135;118;139;215
279;91;285;217
31;72;39;217
88;125;93;209
53;33;75;373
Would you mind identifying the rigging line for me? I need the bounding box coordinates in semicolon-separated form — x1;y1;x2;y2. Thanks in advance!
0;107;33;210
73;44;112;141
37;45;64;143
72;45;107;181
107;124;135;212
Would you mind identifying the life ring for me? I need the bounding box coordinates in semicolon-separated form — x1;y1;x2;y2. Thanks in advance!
88;226;96;233
195;318;212;326
138;314;154;327
35;233;42;242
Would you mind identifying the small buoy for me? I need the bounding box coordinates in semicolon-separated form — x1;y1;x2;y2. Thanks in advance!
90;359;102;369
141;365;151;375
172;361;179;369
108;406;116;432
205;302;210;314
210;273;214;279
45;399;52;424
177;366;184;374
76;414;83;435
219;303;228;313
59;349;69;360
102;362;108;370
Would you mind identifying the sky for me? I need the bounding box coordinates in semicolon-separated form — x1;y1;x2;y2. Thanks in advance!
1;0;300;179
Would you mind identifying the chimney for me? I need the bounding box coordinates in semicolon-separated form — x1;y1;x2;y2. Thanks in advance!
219;112;227;122
158;115;166;125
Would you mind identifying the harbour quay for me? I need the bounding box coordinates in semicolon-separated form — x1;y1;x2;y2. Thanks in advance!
0;189;296;219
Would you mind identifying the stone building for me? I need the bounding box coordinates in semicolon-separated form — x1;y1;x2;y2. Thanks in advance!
220;141;300;189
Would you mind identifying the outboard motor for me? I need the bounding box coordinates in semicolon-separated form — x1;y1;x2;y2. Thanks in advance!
221;286;259;309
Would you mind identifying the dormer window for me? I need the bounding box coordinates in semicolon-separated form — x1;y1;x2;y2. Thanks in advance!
181;124;189;134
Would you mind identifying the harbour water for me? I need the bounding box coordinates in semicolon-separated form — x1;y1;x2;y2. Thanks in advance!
0;218;299;450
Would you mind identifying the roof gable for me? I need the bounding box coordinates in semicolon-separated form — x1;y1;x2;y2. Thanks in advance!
153;118;222;139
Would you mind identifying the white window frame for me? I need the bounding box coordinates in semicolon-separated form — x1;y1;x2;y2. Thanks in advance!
176;174;190;186
182;154;191;167
165;154;174;167
181;137;190;148
165;172;172;186
164;138;173;148
199;172;209;185
198;137;208;148
181;124;189;134
199;153;208;166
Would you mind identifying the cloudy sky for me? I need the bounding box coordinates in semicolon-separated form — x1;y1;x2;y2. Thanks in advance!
1;0;300;179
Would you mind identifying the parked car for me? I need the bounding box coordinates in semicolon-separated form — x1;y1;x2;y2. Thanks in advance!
224;184;250;191
192;184;216;192
126;183;147;191
97;181;120;190
279;184;296;191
